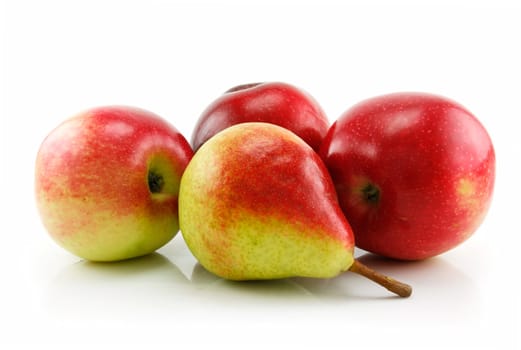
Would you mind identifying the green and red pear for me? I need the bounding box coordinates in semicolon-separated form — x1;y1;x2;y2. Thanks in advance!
179;122;411;297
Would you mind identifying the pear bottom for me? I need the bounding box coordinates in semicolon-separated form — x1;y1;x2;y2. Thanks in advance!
181;214;354;281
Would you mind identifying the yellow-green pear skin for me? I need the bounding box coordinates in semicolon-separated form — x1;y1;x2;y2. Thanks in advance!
179;123;355;280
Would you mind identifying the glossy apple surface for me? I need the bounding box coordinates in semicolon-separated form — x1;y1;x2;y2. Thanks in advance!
319;93;495;260
35;106;193;261
191;82;329;151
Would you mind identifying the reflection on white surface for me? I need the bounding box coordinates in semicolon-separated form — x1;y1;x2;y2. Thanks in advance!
3;203;518;349
45;253;189;319
43;235;480;327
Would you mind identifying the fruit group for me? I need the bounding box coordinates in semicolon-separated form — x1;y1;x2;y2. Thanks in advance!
319;93;495;260
179;122;411;297
35;106;193;261
191;82;329;152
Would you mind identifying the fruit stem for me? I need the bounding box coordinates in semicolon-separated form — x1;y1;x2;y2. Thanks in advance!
225;82;263;93
349;259;412;298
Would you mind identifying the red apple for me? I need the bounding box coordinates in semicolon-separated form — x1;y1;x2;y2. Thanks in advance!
191;82;329;151
319;92;495;260
35;106;193;261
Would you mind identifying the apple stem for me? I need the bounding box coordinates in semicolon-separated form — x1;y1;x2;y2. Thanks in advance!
225;82;263;93
349;259;412;298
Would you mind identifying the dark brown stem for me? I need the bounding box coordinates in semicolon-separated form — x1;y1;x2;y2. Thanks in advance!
349;259;412;298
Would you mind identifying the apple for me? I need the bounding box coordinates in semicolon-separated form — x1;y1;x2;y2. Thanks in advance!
35;106;193;261
191;82;329;151
319;92;495;260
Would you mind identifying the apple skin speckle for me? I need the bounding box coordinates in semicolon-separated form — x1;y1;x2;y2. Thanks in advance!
320;92;495;260
35;106;193;261
191;82;329;152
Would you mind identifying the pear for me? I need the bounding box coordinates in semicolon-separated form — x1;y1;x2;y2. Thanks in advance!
179;122;411;297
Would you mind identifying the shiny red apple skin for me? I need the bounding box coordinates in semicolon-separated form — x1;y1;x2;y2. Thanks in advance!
35;106;193;261
191;82;329;152
319;92;495;260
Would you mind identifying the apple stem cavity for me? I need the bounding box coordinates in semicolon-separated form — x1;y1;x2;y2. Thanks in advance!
362;184;380;203
349;259;412;298
148;170;165;194
362;184;380;204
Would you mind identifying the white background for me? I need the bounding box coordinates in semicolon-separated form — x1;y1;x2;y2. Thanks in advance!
1;1;520;349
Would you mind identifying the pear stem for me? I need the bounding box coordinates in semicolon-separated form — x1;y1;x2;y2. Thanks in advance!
349;259;412;298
